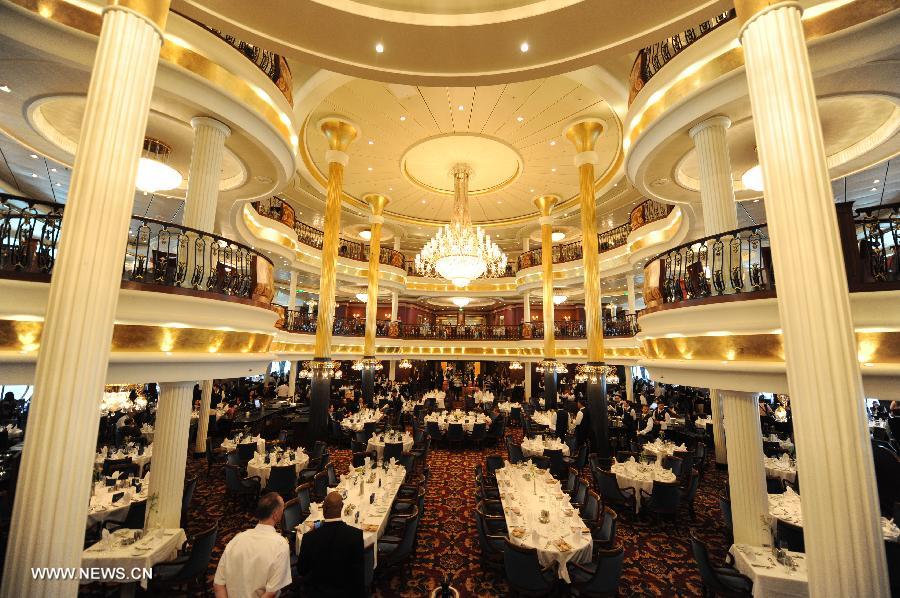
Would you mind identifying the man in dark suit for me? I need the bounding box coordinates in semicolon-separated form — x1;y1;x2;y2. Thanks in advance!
298;491;366;597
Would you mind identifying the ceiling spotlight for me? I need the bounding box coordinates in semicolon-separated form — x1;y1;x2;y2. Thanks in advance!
451;297;471;308
458;105;465;111
55;183;61;187
29;154;38;159
30;173;37;178
367;166;373;171
399;115;407;121
136;138;182;193
359;229;372;241
375;42;384;53
741;164;764;192
368;140;374;145
520;41;530;53
549;140;556;146
421;199;426;204
529;189;535;193
50;168;57;172
871;187;877;192
0;85;11;93
873;179;880;184
551;231;565;242
516;116;524;122
551;168;556;172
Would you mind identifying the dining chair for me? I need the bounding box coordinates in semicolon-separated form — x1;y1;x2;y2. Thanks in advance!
311;470;329;502
640;480;682;520
474;508;506;570
469;422;487;449
594;469;636;513
180;476;197;529
149;522;219;595
294;482;312;518
223;464;261;507
544;449;568;480
580;489;601;524
103;499;147;532
592;506;618;550
377;505;420;571
280;497;302;544
662;456;684;478
775;519;805;552
426;420;443;444
566;545;624;597
383;441;404;463
681;468;701;519
447;423;465;450
485;455;505;477
507;440;525;465
502;538;558;596
529;455;551;470
236;442;256;464
265;465;298;499
690;534;753;597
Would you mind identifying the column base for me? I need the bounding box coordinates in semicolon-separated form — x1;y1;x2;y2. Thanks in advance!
585;363;609;457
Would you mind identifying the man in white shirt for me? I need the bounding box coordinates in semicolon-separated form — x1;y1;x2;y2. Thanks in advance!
214;492;292;598
275;380;290;399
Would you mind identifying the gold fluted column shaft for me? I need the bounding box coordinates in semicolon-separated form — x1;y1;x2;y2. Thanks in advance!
314;161;345;358
578;161;603;362
363;194;390;357
535;195;559;359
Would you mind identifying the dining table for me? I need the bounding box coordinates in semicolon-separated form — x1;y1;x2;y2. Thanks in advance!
729;543;808;598
520;435;570;458
610;458;677;512
82;528;186;594
495;463;593;582
642;438;687;460
87;476;149;528
296;462;407;566
341;409;384;432
246;449;310;486
424;410;490;433
473;390;495;405
422;391;446;410
764;454;797;483
95;445;153;474
366;432;414;461
220;434;266;455
767;488;899;541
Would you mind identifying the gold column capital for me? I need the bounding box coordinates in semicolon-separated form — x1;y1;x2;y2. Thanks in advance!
363;193;391;217
108;0;171;30
734;0;802;27
563;118;604;153
533;194;560;217
318;116;360;152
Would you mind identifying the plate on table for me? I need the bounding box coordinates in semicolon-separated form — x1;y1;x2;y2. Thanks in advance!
362;524;380;532
511;527;527;539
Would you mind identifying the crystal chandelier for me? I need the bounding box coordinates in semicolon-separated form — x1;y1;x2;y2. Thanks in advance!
508;360;523;370
398;358;413;369
299;359;342;379
414;165;508;287
574;364;618;384
450;297;471;308
352;357;383;371
535;359;568;374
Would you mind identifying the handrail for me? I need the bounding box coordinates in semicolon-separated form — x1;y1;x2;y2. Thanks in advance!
840;202;899;289
253;200;405;269
279;309;639;340
0;193;274;302
629;199;673;232
628;9;736;105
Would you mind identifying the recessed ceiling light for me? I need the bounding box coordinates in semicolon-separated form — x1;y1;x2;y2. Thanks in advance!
29;154;38;159
753;199;759;203
516;116;524;122
368;140;374;145
497;200;502;204
529;189;535;193
551;168;556;172
55;183;61;187
873;179;880;184
0;85;10;93
375;42;384;53
30;173;37;178
458;105;465;111
368;166;373;171
549;140;556;146
520;42;529;53
388;187;393;191
421;199;426;204
399;116;407;121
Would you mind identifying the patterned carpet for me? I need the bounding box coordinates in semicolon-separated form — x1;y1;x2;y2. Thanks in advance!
131;428;730;597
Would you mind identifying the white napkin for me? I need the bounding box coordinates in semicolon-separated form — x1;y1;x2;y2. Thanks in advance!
101;528;111;546
779;453;791;466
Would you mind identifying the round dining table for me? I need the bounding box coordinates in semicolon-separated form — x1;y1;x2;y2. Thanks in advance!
366;432;414;461
610;459;676;512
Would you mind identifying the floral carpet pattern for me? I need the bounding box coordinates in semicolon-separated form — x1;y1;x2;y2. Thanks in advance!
131;428;730;597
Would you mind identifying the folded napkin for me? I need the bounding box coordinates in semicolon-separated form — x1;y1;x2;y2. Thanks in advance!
779;453;791;465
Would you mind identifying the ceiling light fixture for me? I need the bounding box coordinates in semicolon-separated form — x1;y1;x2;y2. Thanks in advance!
375;42;384;53
0;85;11;93
520;42;529;53
553;293;567;305
414;164;508;287
29;154;38;159
549;140;556;146
741;164;764;192
355;292;369;303
399;115;407;121
30;173;37;178
873;179;880;184
136;138;182;193
871;187;877;192
450;296;472;308
516;116;524;122
458;105;465;111
551;231;565;242
359;229;372;241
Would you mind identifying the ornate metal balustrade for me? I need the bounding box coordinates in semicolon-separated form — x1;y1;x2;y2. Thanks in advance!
628;9;736;104
1;193;274;302
644;224;773;309
598;223;630;252
840;202;900;291
252;200;406;269
629;199;674;232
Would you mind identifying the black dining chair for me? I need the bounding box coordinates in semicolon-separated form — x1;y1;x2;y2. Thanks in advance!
566;545;625;597
180;476;197;529
149;522;219;595
529;455;551;470
775;519;805;552
426;420;443;444
691;534;753;597
507;439;525;465
640;480;682;520
103;499;147;532
311;470;330;501
594;469;636;513
236;442;257;465
447;423;465;450
474;506;507;571
544;448;568;480
503;538;558;596
377;505;420;571
223;464;261;507
592;506;618;550
281;497;303;545
265;465;298;499
102;457;133;477
469;422;487;449
383;441;404;463
294;482;312;518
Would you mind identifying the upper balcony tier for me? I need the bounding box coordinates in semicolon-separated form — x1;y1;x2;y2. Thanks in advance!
636;201;900;397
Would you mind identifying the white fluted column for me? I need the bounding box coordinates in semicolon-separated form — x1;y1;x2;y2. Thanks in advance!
626;275;636;314
287;270;298;311
288;361;297;398
522;238;530;252
710;388;727;465
146;381;193;529
389;290;399;381
0;4;169;596
193;379;213;455
721;389;769;546
624;367;634;404
183;117;230;232
689;115;738;235
523;292;531;323
524;362;532;400
738;2;887;594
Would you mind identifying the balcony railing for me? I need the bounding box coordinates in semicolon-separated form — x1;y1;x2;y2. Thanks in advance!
279;310;639;340
252;200;405;268
840;202;900;291
1;193;274;303
628;9;736;105
515;200;672;272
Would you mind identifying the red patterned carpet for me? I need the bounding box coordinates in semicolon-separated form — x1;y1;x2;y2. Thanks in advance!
128;429;730;597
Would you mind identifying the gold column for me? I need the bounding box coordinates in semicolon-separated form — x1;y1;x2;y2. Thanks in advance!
363;193;390;357
313;117;359;358
534;195;560;359
564;119;605;362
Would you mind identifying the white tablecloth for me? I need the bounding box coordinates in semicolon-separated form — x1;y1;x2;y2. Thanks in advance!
497;402;519;415
768;489;899;541
521;436;570;458
366;433;414;461
424;411;490;433
297;464;406;565
764;455;797;483
610;459;676;512
422;391;446;410
87;479;149;528
694;416;712;429
531;411;554;429
82;528;186;589
730;543;808;598
341;410;384;432
495;464;592;582
246;451;310;486
95;446;152;473
4;424;22;440
642;439;687;460
473;391;494;404
221;435;266;455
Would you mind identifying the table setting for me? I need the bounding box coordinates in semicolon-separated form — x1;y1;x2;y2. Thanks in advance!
694;416;712;429
520;435;570;458
496;401;518;415
610;456;676;512
766;433;795;452
95;444;153;473
82;528;187;590
341;408;383;432
3;424;23;440
246;447;310;486
729;543;808;598
642;438;687;459
494;462;593;582
473;390;494;405
296;461;407;564
768;487;899;541
366;431;414;461
220;433;266;455
764;453;797;483
422;390;446;410
424;410;490;433
87;474;150;528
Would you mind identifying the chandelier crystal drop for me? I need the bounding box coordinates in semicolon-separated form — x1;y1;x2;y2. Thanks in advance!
414;165;508;287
